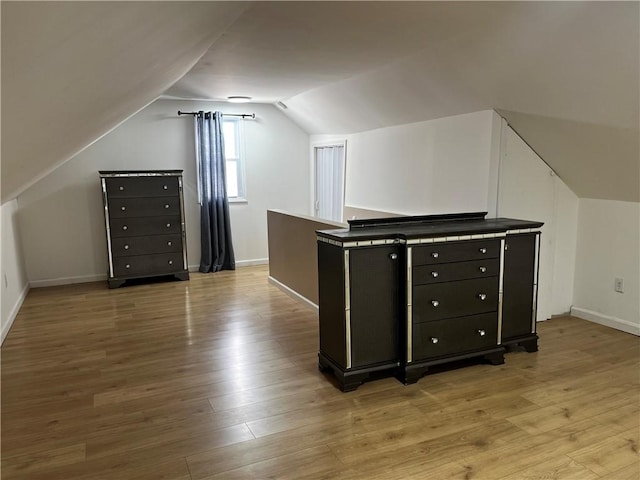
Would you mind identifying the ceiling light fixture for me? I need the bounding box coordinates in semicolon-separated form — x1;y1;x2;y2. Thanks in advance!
227;96;252;103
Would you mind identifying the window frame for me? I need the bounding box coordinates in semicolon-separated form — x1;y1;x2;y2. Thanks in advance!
223;117;247;203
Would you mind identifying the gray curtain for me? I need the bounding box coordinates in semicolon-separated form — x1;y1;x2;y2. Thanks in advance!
195;111;235;272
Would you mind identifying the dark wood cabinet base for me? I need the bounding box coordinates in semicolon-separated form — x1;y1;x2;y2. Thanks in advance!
108;279;127;289
503;334;539;353
484;349;506;365
108;272;190;289
318;353;399;392
400;347;506;385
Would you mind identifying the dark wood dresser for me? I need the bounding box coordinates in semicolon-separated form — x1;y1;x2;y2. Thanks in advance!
99;170;189;288
317;212;542;391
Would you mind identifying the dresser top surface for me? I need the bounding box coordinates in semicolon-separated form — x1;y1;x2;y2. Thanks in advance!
317;214;543;241
99;170;183;177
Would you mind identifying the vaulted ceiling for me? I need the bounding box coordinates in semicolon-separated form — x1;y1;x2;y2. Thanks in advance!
2;1;638;203
1;1;249;202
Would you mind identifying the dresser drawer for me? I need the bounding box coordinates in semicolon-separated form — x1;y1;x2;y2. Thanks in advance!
111;234;182;257
413;258;500;285
105;176;179;198
413;277;498;322
412;239;500;266
110;216;181;237
108;196;180;218
412;313;497;361
113;253;185;277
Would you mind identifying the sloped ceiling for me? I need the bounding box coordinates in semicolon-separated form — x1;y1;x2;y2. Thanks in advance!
1;1;248;203
168;1;640;203
2;2;639;203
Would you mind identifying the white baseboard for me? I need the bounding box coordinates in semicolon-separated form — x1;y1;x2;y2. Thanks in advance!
268;276;318;312
2;282;30;344
236;258;269;267
570;306;640;336
31;259;269;286
189;258;269;272
30;273;107;288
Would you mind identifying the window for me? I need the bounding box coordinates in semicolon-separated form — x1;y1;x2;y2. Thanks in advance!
223;118;246;201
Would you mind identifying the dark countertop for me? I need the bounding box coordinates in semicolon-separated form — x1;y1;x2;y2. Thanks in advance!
317;213;543;242
99;170;183;176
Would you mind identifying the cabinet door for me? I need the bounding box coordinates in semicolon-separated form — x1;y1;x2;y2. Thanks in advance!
318;242;347;368
349;246;400;368
502;234;537;340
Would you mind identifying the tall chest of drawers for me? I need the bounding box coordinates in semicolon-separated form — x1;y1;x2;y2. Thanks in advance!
99;170;189;288
317;212;542;391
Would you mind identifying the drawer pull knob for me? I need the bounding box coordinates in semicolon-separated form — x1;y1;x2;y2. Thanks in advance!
479;266;487;273
431;300;440;307
166;223;171;228
389;253;398;260
163;185;168;190
167;241;172;246
478;293;487;300
431;271;439;278
119;186;124;191
431;252;439;259
478;329;486;337
125;264;131;269
121;206;126;211
164;204;170;209
124;245;129;250
168;260;173;265
430;337;439;344
479;248;487;254
122;225;128;231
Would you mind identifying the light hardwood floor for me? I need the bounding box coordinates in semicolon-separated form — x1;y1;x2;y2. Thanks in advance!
1;265;638;479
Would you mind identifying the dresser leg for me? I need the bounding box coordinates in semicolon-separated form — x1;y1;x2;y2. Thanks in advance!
108;279;126;289
340;380;362;392
174;272;190;281
484;350;505;365
400;365;428;385
317;354;364;391
521;338;539;353
318;355;331;373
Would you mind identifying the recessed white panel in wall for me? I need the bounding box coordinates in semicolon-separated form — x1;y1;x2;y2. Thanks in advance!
498;125;578;321
343;111;494;215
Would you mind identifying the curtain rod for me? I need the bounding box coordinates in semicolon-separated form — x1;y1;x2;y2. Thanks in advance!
177;110;255;119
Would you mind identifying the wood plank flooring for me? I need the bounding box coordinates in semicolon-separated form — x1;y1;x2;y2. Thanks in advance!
2;265;639;479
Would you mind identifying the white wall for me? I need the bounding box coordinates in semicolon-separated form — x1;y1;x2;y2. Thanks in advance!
17;99;310;286
1;200;29;342
350;111;495;215
312;110;495;216
498;125;579;322
572;199;640;335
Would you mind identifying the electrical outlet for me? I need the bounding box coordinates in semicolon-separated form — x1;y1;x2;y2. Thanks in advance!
614;277;624;293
